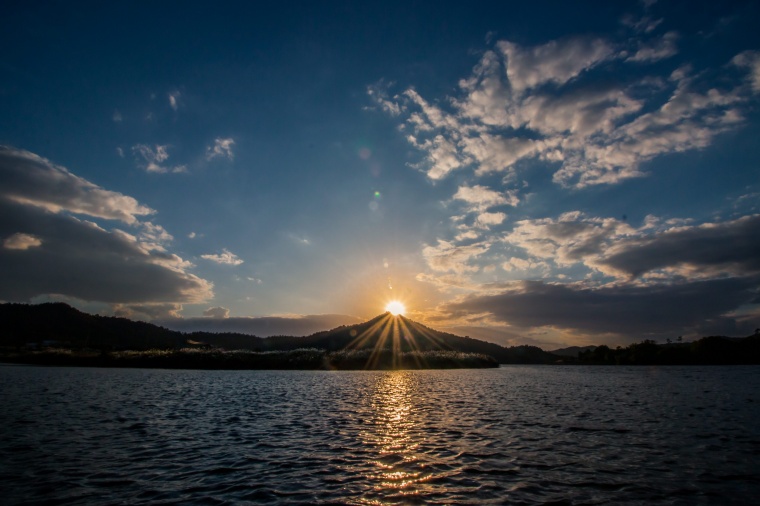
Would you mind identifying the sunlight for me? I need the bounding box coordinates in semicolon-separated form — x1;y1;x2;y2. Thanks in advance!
360;372;430;496
385;301;406;316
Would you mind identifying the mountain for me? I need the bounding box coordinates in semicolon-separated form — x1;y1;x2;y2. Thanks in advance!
0;303;560;364
291;313;557;364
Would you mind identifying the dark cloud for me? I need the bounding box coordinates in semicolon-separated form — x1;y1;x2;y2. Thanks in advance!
443;278;760;339
158;314;365;337
0;201;212;303
601;215;760;278
0;147;212;306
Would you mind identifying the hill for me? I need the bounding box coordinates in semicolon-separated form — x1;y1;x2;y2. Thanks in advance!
0;302;185;349
4;303;759;366
0;303;559;365
576;336;760;365
549;345;597;358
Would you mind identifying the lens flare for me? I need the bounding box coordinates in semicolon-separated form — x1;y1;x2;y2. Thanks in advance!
385;301;406;316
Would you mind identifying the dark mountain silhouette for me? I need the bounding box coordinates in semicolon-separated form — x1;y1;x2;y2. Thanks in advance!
576;336;760;365
4;303;757;366
0;302;185;349
290;313;556;364
0;303;557;364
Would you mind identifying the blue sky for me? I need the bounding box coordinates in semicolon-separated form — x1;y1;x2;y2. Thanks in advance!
1;1;759;348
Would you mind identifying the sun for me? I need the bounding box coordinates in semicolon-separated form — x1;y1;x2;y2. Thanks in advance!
385;301;406;316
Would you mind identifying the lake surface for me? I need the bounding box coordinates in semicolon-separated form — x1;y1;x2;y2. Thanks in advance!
1;365;759;505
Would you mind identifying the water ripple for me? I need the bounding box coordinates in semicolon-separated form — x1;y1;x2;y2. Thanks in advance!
1;365;759;504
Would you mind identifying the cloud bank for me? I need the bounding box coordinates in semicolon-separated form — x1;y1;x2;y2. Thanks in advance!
0;146;213;314
374;31;754;189
370;19;760;344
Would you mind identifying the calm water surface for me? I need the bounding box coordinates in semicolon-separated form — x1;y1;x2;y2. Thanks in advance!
1;365;759;505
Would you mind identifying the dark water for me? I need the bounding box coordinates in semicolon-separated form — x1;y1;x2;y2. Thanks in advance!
1;365;759;505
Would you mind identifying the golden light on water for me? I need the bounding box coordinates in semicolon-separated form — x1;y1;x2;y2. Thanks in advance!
361;372;432;498
385;301;406;316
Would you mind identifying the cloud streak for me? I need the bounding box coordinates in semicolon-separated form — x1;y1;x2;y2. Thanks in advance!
201;249;244;266
132;144;186;174
0;146;155;224
206;138;235;161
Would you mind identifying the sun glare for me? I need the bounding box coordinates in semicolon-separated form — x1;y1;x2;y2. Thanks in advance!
385;301;406;316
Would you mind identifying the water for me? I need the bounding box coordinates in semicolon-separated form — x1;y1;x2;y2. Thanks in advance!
1;365;759;505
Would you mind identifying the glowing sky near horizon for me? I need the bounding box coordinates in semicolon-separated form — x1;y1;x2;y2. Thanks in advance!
1;1;759;348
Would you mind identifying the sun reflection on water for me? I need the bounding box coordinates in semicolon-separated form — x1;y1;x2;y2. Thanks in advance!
360;371;434;501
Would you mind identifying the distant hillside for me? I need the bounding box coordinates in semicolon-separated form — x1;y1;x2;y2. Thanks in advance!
11;303;757;365
576;336;760;365
0;303;185;350
0;303;560;364
549;345;597;358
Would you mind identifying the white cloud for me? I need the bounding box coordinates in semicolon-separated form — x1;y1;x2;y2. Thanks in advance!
621;14;663;34
168;91;181;111
203;306;230;318
733;50;760;93
377;34;758;191
132;144;186;174
502;257;531;271
206;138;235;161
403;89;461;131
0;146;155;224
464;134;539;176
453;185;516;211
497;37;614;94
454;229;480;241
201;248;244;266
367;83;403;116
135;222;174;253
627;31;679;62
408;134;467;180
288;233;311;245
422;239;491;274
504;212;636;269
4;233;42;250
514;86;643;138
112;110;123;122
475;212;507;228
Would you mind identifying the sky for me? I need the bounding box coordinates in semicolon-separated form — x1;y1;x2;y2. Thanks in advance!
1;1;759;349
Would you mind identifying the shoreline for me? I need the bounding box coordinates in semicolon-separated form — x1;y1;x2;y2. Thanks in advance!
0;348;500;371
